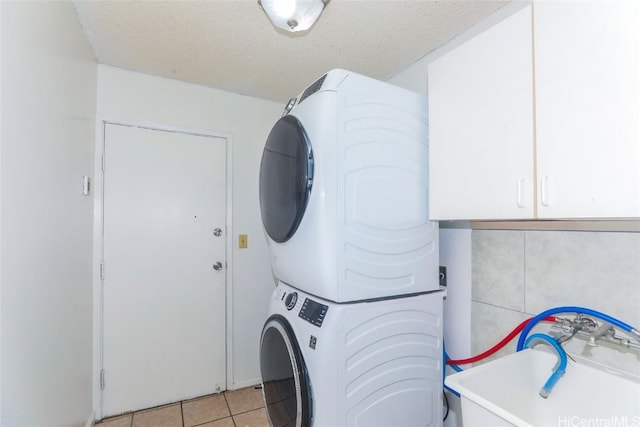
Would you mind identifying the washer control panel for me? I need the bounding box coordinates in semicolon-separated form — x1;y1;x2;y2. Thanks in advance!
299;298;328;327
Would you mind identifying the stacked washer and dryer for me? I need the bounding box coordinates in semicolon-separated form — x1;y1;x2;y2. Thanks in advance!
258;69;445;427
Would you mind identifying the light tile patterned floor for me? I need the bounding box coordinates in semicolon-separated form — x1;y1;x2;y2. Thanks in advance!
96;386;269;427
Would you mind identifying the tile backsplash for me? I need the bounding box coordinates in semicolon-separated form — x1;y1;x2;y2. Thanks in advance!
471;229;640;376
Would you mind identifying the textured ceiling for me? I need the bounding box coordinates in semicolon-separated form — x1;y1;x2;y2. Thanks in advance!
73;0;508;103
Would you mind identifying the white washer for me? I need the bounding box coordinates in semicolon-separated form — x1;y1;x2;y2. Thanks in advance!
259;69;439;303
260;282;445;427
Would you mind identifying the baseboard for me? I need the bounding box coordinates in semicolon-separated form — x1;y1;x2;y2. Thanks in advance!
85;410;96;427
230;377;261;390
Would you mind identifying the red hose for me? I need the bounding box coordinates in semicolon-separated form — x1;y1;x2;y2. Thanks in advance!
446;316;557;365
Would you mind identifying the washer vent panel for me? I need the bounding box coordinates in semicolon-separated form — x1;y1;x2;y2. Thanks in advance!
299;74;327;104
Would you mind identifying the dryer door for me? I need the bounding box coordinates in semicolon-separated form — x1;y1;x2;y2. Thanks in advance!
259;115;313;243
260;315;312;427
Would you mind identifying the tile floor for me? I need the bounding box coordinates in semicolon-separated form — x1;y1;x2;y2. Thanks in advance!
96;386;269;427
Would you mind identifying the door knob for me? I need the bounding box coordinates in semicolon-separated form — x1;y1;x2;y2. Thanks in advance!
213;262;223;271
213;228;223;237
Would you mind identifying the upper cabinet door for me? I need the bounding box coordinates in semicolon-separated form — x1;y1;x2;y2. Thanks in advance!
534;1;640;218
428;6;535;220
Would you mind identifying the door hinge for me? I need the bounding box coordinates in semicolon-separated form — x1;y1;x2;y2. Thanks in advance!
100;262;105;280
100;369;105;390
101;153;106;172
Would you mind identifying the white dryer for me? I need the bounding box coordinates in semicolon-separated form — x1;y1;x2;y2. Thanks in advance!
259;282;445;427
259;69;439;303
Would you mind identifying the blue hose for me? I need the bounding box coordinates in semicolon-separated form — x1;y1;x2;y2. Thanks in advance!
444;382;460;398
524;333;567;398
443;345;461;398
516;306;636;351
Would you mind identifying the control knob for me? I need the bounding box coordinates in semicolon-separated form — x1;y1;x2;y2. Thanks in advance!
284;292;298;310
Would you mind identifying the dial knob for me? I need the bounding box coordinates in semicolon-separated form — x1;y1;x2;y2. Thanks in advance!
284;292;298;310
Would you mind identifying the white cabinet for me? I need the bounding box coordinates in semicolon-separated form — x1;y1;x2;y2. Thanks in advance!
429;6;535;220
534;1;639;218
428;1;640;220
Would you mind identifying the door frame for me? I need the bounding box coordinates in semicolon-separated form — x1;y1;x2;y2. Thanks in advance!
92;119;234;420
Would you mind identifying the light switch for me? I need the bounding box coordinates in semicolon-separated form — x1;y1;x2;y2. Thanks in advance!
239;234;248;249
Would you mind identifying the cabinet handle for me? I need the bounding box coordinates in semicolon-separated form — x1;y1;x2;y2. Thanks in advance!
541;176;551;207
517;178;526;208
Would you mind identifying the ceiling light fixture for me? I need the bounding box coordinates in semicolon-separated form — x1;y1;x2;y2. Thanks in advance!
259;0;329;32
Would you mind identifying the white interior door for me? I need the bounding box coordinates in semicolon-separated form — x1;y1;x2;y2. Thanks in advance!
102;123;227;416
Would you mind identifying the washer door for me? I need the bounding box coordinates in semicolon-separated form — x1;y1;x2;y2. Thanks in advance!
260;315;312;427
259;115;313;243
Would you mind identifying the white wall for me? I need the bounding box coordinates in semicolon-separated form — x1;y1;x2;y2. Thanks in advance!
0;2;97;426
0;4;3;424
94;66;281;404
387;58;429;96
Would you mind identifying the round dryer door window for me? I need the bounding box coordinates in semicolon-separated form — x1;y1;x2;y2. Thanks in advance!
259;115;313;243
260;315;312;427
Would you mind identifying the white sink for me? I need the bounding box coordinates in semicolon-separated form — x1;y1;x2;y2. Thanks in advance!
445;348;640;427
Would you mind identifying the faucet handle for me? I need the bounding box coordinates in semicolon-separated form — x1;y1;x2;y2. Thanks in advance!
587;322;616;347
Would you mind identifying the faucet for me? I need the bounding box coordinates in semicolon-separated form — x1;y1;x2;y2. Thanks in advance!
524;333;568;398
588;322;616;347
550;315;640;350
